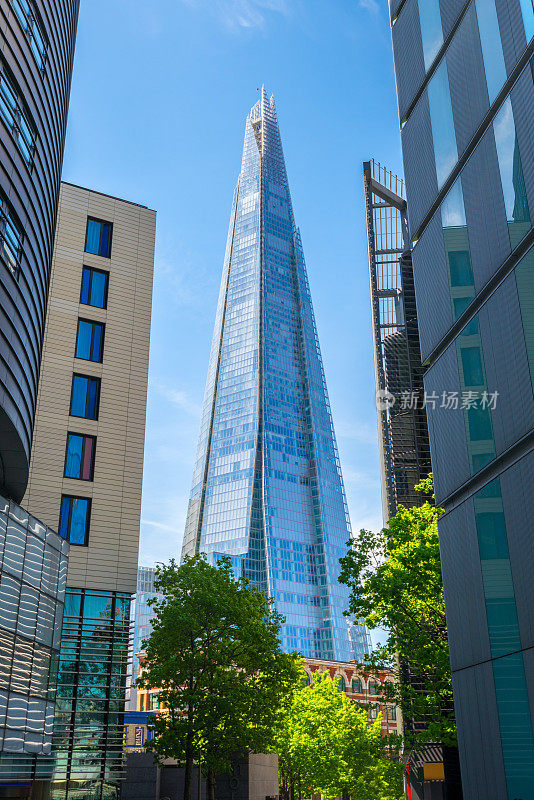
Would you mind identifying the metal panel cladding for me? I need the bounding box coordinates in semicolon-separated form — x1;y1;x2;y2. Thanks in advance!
0;0;80;502
182;89;370;662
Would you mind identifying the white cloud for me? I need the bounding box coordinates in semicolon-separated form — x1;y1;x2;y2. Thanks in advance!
358;0;380;13
150;378;202;418
180;0;290;30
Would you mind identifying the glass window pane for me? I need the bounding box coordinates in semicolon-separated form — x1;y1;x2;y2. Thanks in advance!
80;268;91;304
99;223;111;258
82;437;94;480
428;60;458;188
70;376;88;417
461;347;484;386
65;434;84;479
90;271;107;308
69;498;89;546
91;324;103;362
418;0;443;71
493;98;531;247
87;378;99;420
75;321;93;360
85;219;101;255
520;0;534;42
83;593;112;620
441;178;475;318
59;498;71;540
475;0;506;105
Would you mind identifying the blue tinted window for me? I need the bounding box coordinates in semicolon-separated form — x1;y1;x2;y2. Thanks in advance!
70;375;100;420
493;98;531;249
461;347;484;386
85;218;112;258
475;0;506;105
59;496;90;546
418;0;443;71
441;178;475;319
428;61;458;188
75;320;104;362
65;433;95;480
520;0;534;41
80;266;108;309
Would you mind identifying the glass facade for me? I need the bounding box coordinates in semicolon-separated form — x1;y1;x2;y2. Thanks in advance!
130;568;163;693
0;495;69;782
183;90;368;662
51;589;131;800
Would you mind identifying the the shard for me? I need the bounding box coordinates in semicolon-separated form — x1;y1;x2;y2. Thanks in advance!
182;90;369;662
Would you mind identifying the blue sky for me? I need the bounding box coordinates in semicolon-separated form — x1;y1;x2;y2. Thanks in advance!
62;0;403;567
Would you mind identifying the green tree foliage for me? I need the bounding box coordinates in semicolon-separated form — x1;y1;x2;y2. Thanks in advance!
137;556;300;800
274;671;404;800
339;476;456;748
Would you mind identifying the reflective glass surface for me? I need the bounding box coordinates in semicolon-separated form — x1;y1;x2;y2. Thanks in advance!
520;0;534;41
75;320;104;363
0;495;68;774
58;497;90;546
418;0;443;71
428;61;458;189
475;0;506;105
493;98;531;248
85;219;112;258
441;177;475;320
183;91;368;662
64;434;95;481
474;481;534;797
81;267;108;309
70;375;100;420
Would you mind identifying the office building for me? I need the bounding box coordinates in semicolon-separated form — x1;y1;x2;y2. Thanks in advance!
390;1;534;797
0;496;69;796
22;182;155;800
0;0;80;503
129;567;164;709
182;89;369;662
363;159;431;521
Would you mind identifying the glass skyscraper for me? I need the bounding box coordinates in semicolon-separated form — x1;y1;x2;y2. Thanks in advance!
182;89;369;662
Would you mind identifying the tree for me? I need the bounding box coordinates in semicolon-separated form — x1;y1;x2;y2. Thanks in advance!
274;670;404;800
137;555;300;800
338;476;456;749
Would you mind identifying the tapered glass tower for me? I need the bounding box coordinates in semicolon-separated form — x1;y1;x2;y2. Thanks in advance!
183;90;369;662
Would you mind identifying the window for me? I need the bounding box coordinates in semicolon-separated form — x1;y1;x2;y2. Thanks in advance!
338;676;346;692
80;266;109;309
0;58;36;163
352;678;363;694
520;0;534;42
441;177;475;320
428;60;458;189
85;218;112;258
64;433;96;481
493;98;531;248
418;0;443;71
387;706;397;721
59;496;91;546
368;680;379;695
369;704;379;720
70;375;100;420
75;319;105;362
0;193;23;276
149;693;159;711
474;0;506;105
11;0;48;69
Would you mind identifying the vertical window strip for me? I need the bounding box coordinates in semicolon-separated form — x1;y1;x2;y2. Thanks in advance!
441;177;475;320
11;0;48;69
519;0;534;42
0;194;23;276
474;0;507;105
474;481;534;797
428;60;458;189
417;0;443;72
0;60;36;163
493;97;531;248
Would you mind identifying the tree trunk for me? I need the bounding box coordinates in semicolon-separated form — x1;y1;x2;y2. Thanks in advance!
207;769;216;800
184;752;193;800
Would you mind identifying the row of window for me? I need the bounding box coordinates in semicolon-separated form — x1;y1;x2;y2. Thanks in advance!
12;0;48;70
0;57;36;164
57;217;114;547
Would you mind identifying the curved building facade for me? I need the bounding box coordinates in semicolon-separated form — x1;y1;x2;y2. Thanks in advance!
0;0;80;502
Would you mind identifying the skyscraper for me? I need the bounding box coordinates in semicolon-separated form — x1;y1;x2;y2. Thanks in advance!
129;567;164;709
23;182;155;800
182;90;369;662
390;1;534;798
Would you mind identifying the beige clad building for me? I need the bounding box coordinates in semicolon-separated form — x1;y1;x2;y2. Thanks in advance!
22;181;156;800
